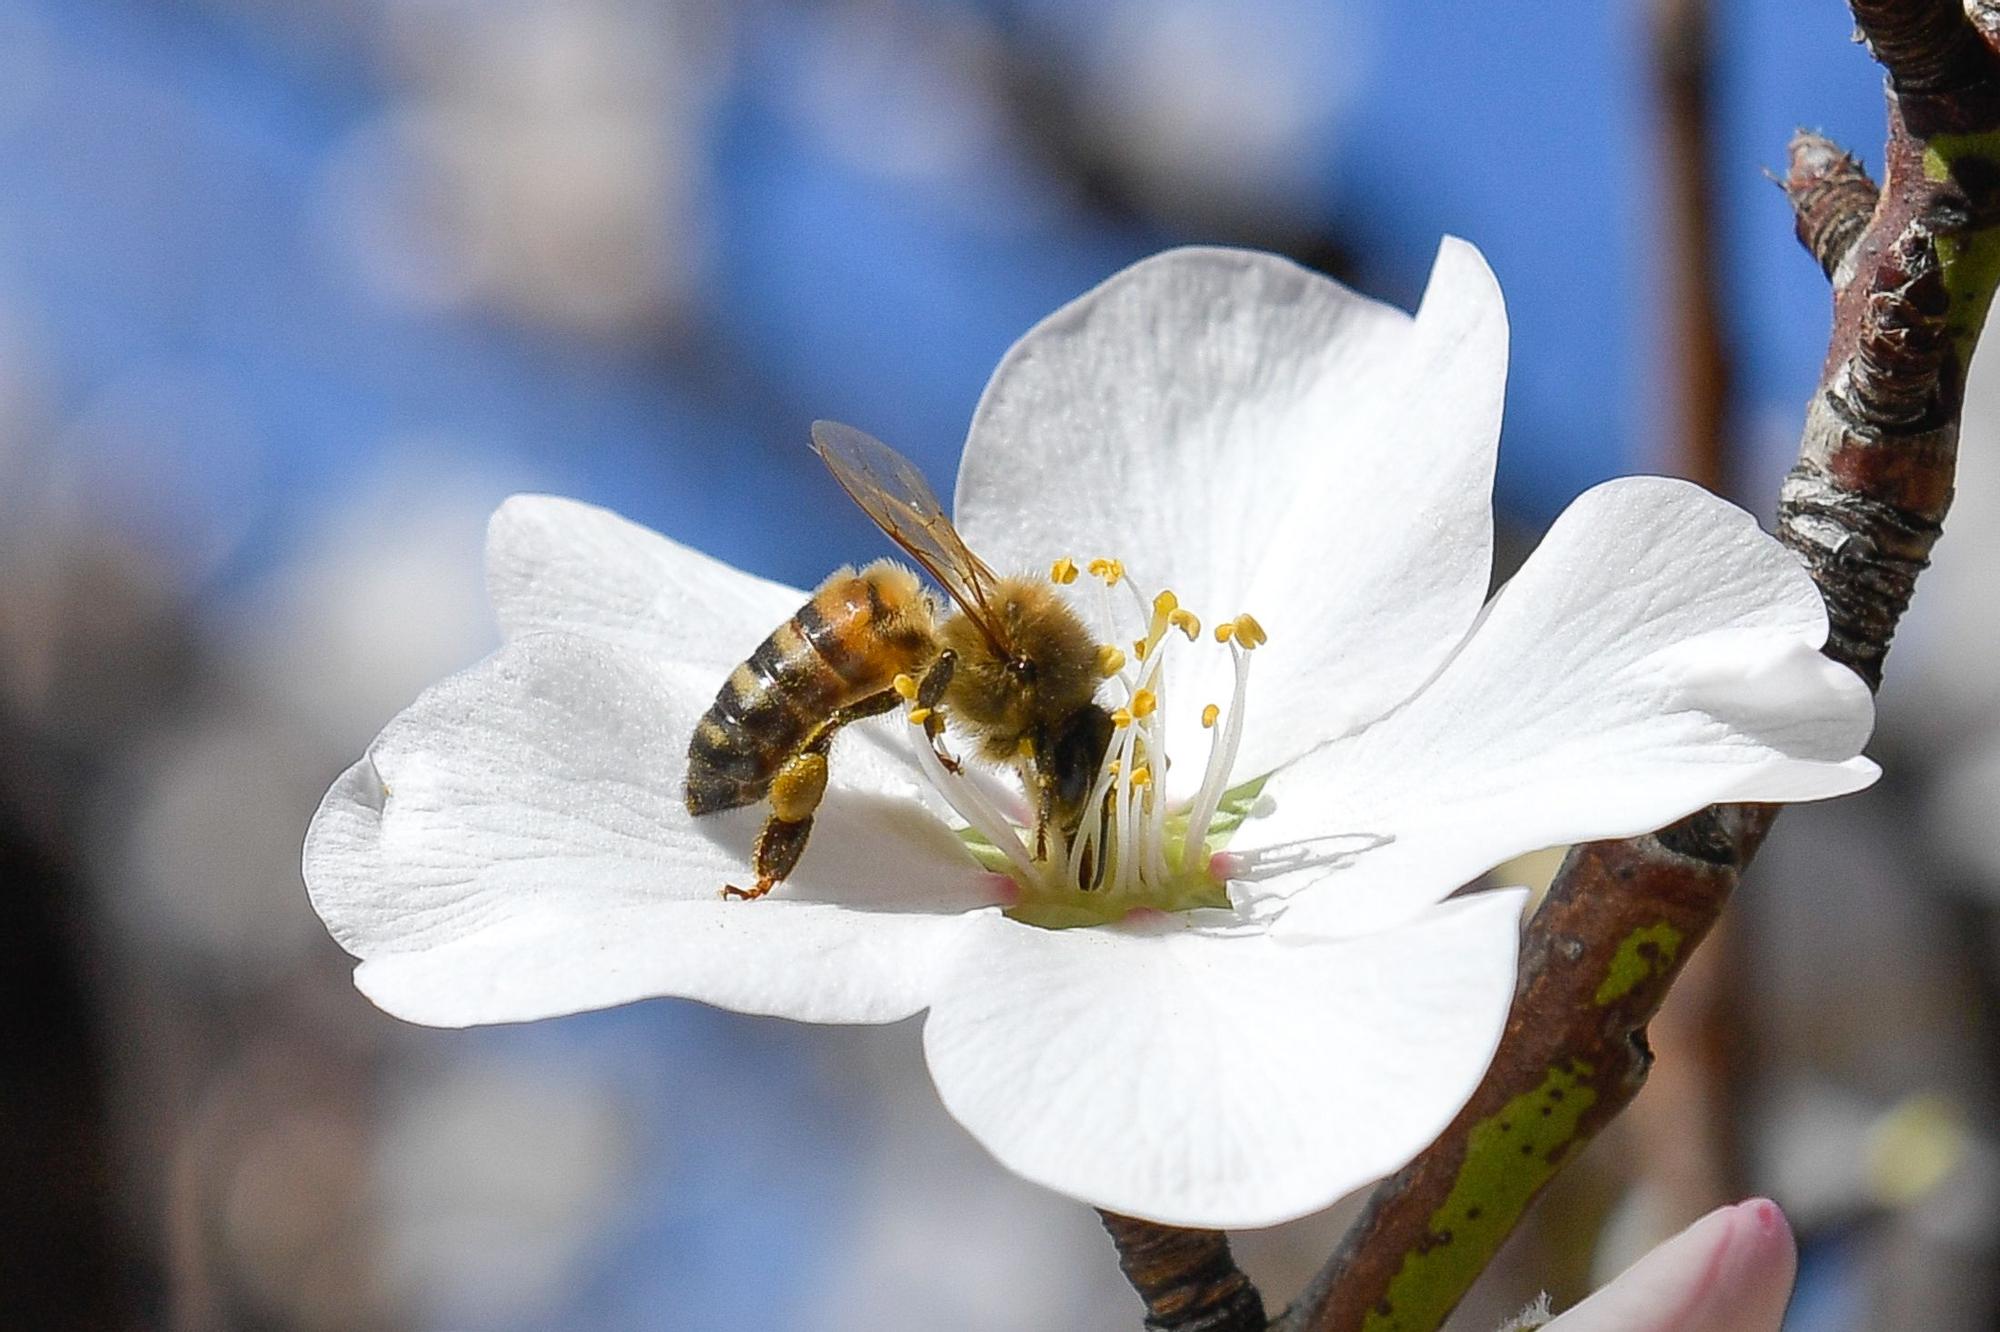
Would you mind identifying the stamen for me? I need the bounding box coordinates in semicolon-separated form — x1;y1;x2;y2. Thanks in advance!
907;717;1041;886
901;551;1263;919
1182;638;1255;871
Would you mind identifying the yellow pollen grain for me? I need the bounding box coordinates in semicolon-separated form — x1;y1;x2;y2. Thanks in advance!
1018;736;1035;759
1168;608;1200;640
907;706;932;725
1130;689;1158;719
1132;637;1149;661
1202;703;1220;728
1096;644;1127;675
892;673;920;699
1049;557;1079;585
1111;708;1133;729
1232;613;1268;649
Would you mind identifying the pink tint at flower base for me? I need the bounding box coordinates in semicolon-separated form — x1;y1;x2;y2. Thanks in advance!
1541;1199;1796;1332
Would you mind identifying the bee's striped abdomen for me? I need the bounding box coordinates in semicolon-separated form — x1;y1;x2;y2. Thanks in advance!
684;565;933;817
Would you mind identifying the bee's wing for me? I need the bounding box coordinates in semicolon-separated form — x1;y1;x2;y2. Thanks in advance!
810;420;1013;655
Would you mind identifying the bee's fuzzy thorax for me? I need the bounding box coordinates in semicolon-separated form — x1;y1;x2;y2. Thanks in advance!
938;576;1102;760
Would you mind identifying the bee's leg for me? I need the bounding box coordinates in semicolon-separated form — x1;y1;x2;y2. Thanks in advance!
722;687;915;899
1032;762;1057;862
914;650;961;771
722;748;829;900
831;689;901;725
1089;789;1113;889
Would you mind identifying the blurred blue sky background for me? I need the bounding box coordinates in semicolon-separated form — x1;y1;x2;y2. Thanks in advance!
0;2;1952;1329
0;0;1887;591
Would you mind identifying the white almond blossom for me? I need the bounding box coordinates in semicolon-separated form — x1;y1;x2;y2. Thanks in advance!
306;239;1877;1228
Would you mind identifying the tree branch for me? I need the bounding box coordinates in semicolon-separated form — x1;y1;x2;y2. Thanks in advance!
1783;132;1880;279
1101;1210;1267;1332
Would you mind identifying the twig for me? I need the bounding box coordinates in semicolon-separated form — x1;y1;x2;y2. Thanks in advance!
1267;3;2000;1328
1100;1211;1267;1332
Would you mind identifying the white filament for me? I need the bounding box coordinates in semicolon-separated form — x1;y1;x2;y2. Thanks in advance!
906;564;1260;901
908;724;1042;887
1182;642;1253;871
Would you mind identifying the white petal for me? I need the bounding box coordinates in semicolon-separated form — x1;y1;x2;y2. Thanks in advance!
485;493;934;786
1544;1199;1796;1332
955;239;1507;779
1257;478;1877;937
305;632;993;1027
920;889;1527;1229
486;494;806;671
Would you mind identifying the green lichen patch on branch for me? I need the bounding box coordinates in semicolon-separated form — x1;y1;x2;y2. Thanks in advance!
1357;1063;1599;1332
1592;922;1684;1006
1920;129;2000;358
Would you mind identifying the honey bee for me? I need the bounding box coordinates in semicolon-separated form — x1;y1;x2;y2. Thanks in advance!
685;420;1114;900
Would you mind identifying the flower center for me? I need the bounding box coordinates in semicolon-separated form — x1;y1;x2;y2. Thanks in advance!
904;557;1267;929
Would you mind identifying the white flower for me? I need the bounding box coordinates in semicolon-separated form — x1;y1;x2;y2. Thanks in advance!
1533;1198;1797;1331
305;240;1877;1228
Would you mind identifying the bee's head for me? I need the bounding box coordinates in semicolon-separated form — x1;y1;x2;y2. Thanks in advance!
939;578;1108;753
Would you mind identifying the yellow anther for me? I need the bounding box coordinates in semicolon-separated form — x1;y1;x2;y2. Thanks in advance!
907;707;933;726
1231;613;1268;649
1087;557;1125;585
1096;644;1127;675
1168;608;1201;640
1132;637;1149;661
893;673;920;700
1108;759;1122;776
1049;557;1079;585
1152;589;1179;618
1129;765;1153;788
1214;622;1235;643
1111;708;1133;729
1130;688;1158;719
1202;703;1221;729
